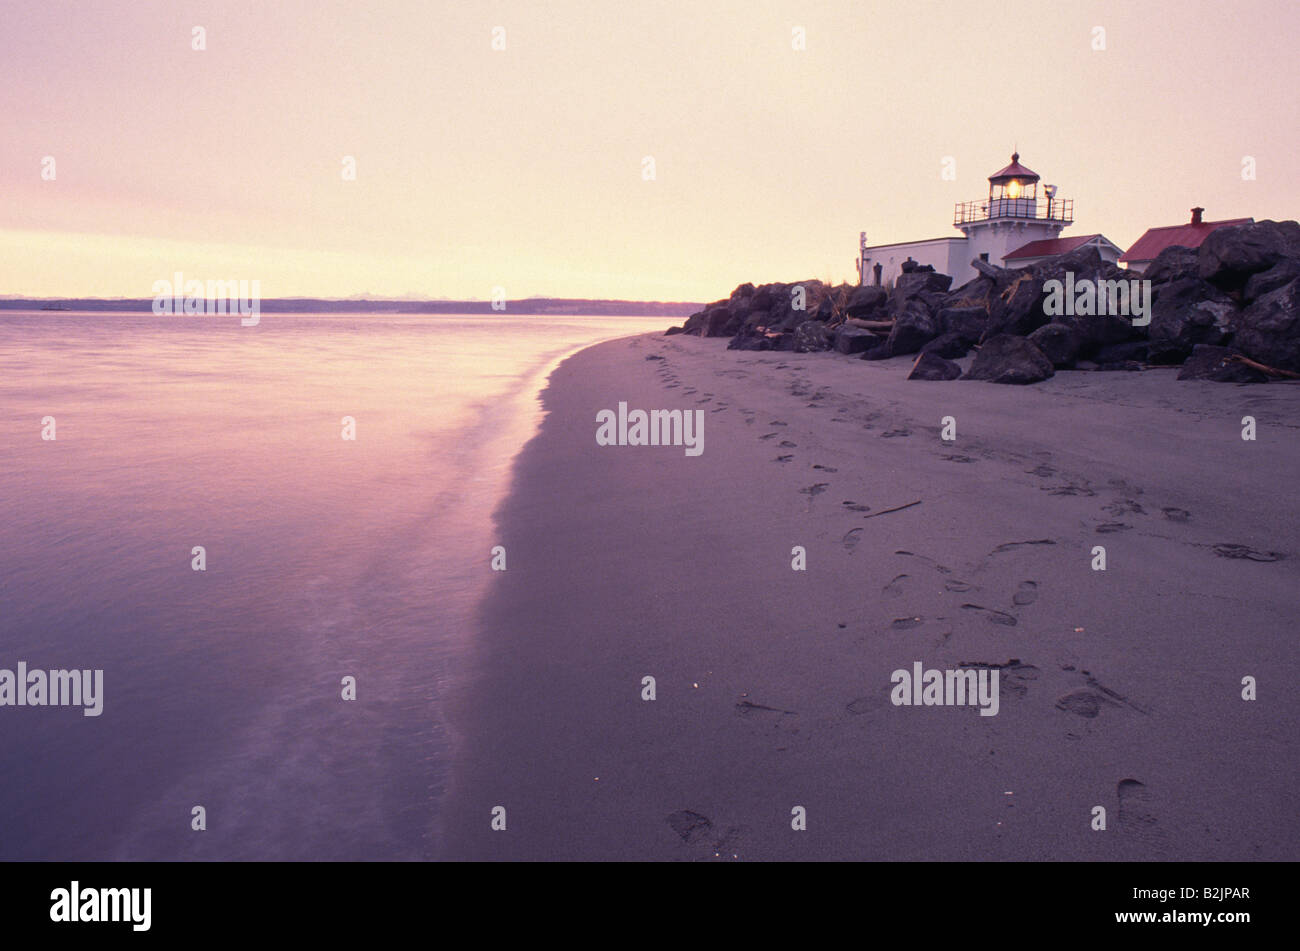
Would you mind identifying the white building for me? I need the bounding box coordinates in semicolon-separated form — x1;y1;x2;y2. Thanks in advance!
858;153;1087;287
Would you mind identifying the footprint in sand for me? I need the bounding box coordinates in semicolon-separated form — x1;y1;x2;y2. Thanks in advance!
883;574;909;595
1012;581;1039;606
760;432;779;440
1161;507;1191;522
812;464;838;472
944;579;973;593
1054;689;1115;719
1027;464;1056;477
1212;543;1283;562
1044;483;1096;497
990;539;1056;555
1104;499;1146;517
775;455;794;463
735;699;797;717
890;616;923;630
842;501;871;513
881;429;911;438
942;454;977;463
1096;523;1132;533
666;810;713;843
956;660;1039;699
769;420;788;427
779;440;797;448
846;694;887;716
799;483;829;499
1057;674;1151;718
842;528;863;553
961;604;1018;626
1117;779;1167;848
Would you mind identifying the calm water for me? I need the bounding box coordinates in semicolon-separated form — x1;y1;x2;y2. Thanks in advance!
0;310;671;860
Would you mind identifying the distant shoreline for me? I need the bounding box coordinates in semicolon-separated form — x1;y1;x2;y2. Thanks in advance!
0;298;702;317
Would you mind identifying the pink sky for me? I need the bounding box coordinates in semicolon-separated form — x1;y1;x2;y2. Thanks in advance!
1;0;1296;300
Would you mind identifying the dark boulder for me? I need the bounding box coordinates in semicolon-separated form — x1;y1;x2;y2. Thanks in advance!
833;326;882;355
1142;245;1200;286
963;335;1055;385
664;325;685;336
750;284;776;312
703;305;733;337
1030;245;1143;351
1177;345;1268;383
792;320;832;353
1030;244;1106;285
679;309;707;335
859;338;893;360
983;273;1046;339
1027;323;1083;369
845;285;888;318
886;297;940;356
1146;277;1237;363
727;330;771;351
908;351;962;381
936;305;988;344
942;275;999;314
1198;220;1300;292
768;280;829;332
1095;341;1149;364
1244;257;1300;302
1233;278;1300;373
891;270;953;308
771;332;795;352
971;257;1020;284
920;332;971;359
1094;340;1149;371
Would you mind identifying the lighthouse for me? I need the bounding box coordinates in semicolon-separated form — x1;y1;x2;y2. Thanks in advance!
858;152;1114;288
953;152;1073;272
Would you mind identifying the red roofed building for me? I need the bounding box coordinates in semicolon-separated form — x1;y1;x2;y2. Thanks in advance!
1004;233;1123;268
1121;208;1254;273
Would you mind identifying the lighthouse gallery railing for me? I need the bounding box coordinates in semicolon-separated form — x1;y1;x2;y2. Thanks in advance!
953;197;1074;226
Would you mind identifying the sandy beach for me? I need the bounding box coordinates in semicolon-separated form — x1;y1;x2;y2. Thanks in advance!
442;334;1299;861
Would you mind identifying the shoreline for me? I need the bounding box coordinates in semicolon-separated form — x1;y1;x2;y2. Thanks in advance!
442;333;1299;861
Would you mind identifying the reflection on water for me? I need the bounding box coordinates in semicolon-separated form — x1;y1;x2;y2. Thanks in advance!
0;310;670;860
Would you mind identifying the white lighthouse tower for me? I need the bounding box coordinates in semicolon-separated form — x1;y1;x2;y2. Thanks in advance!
857;151;1089;287
953;153;1073;271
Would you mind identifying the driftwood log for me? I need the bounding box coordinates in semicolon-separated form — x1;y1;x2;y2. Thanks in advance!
1227;354;1300;380
844;318;895;332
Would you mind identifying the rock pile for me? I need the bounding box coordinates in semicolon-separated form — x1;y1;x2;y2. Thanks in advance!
665;220;1300;384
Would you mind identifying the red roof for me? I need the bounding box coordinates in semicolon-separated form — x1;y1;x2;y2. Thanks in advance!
1121;218;1253;264
1004;234;1104;260
989;152;1040;184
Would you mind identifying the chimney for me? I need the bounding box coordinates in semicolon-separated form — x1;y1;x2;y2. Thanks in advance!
1191;207;1205;225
